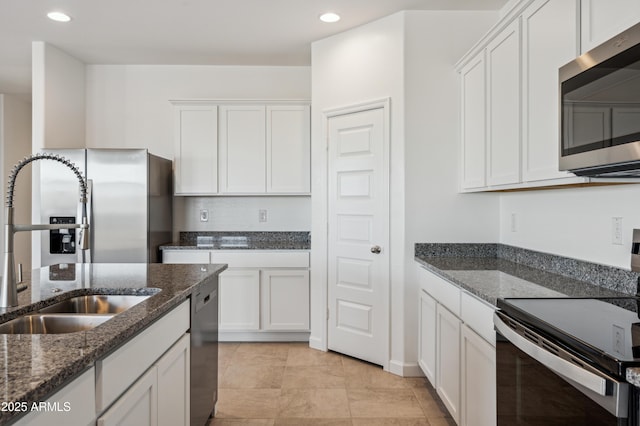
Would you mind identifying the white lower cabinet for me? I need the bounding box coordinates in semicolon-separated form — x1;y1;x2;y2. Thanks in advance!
436;304;461;424
418;289;437;385
417;264;496;426
461;324;496;426
261;269;310;330
97;301;190;426
98;366;158;426
164;249;310;340
18;367;95;426
219;269;260;330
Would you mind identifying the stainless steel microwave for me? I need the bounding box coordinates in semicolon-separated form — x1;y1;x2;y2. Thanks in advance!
560;22;640;177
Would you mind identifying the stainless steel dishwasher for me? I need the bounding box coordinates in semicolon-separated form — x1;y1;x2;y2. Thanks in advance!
190;275;219;425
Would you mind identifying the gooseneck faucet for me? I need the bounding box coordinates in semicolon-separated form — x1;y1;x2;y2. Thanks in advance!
1;153;90;307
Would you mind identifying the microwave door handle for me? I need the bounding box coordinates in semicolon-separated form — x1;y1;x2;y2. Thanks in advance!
494;312;610;396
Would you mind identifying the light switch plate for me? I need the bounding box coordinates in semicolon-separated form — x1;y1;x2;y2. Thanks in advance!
200;209;209;222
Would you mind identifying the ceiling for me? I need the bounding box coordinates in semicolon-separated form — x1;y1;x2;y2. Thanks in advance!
0;0;508;95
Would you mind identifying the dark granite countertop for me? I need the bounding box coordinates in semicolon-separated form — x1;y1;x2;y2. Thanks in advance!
0;262;227;425
161;231;310;251
414;243;636;307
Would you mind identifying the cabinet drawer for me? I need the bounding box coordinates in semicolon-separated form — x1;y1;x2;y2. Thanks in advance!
95;300;189;412
163;250;210;264
210;251;309;268
461;291;495;346
418;266;461;316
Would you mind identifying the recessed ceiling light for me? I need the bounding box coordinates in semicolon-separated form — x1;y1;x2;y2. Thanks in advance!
319;12;340;23
47;11;72;22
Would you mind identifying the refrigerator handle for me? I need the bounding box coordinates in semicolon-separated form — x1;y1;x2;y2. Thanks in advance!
78;179;93;264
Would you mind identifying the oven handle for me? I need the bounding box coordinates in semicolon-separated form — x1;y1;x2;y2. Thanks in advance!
494;312;611;396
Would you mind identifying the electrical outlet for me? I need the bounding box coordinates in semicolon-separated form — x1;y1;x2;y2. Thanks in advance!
259;209;267;223
200;209;209;222
510;213;517;232
612;217;623;245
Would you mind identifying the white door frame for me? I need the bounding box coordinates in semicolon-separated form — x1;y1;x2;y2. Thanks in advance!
319;98;391;370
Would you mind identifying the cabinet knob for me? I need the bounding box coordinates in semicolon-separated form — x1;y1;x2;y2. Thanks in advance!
371;245;382;254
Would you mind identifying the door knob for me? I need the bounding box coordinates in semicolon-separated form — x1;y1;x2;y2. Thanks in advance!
371;245;381;254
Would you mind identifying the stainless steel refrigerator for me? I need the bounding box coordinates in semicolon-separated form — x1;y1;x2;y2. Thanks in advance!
36;148;172;267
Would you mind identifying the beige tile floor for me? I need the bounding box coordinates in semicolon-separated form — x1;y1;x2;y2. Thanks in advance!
210;342;456;426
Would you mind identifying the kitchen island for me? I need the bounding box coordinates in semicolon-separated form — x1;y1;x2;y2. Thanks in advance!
0;262;226;425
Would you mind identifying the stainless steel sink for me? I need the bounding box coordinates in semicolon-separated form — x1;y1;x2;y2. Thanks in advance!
39;294;151;314
0;314;113;334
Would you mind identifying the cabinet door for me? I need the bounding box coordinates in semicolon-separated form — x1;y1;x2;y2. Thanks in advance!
461;324;496;426
581;0;640;53
418;289;437;387
266;105;311;193
173;105;218;195
487;18;521;186
219;105;266;193
460;53;487;190
97;367;157;426
162;249;210;264
522;0;577;182
219;269;260;330
157;334;190;426
20;368;95;426
261;269;309;330
436;304;461;424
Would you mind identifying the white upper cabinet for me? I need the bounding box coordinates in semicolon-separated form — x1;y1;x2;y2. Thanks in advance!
522;0;577;181
219;105;267;193
581;0;640;53
266;105;311;193
487;19;521;186
173;101;311;196
457;0;588;192
460;53;487;190
173;104;218;195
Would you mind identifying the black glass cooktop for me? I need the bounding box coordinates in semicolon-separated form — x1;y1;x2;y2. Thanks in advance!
498;297;640;378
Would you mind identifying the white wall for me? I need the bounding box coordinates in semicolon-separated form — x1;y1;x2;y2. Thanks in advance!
31;42;86;151
500;184;640;269
31;42;87;268
0;95;32;275
311;10;499;375
403;11;498;371
311;12;405;360
85;64;312;234
174;196;310;236
85;65;310;160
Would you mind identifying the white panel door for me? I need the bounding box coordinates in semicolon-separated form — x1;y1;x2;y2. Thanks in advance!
522;0;577;182
487;18;521;186
460;52;487;190
581;0;640;53
266;105;311;193
219;105;266;193
218;269;260;330
327;106;389;367
436;304;461;424
261;269;310;330
173;105;218;195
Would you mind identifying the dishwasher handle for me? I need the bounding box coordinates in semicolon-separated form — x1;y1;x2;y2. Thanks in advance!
195;289;217;313
494;311;613;396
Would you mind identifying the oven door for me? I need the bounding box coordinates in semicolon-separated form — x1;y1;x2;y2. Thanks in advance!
494;312;633;425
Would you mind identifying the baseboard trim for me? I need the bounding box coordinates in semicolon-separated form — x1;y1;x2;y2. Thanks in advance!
219;331;310;342
389;360;425;377
308;335;325;351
